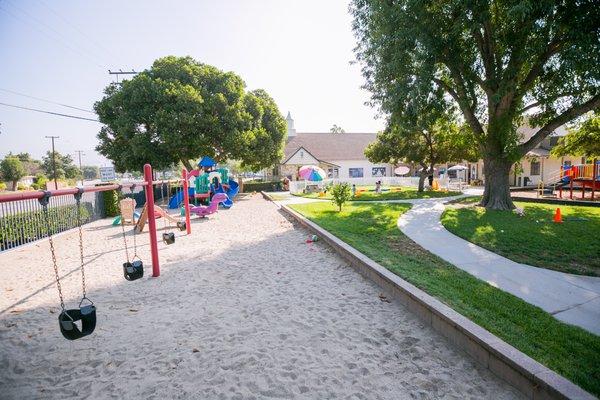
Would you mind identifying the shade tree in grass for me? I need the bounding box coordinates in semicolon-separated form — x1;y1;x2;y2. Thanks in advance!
95;56;287;173
351;0;599;209
365;87;477;192
551;111;600;159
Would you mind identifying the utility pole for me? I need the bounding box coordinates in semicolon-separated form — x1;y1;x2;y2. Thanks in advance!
108;69;138;84
74;150;85;186
45;136;60;190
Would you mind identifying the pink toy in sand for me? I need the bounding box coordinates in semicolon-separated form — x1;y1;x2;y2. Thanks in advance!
190;193;229;218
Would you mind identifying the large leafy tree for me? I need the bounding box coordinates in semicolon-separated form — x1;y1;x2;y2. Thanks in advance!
82;165;100;180
366;116;477;191
0;156;26;190
42;151;80;181
351;0;599;209
551;112;600;158
95;56;286;173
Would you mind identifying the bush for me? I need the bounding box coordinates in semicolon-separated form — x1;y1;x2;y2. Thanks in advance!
16;183;28;191
330;183;352;211
0;182;7;191
242;180;283;192
31;174;49;190
0;203;92;250
102;189;120;217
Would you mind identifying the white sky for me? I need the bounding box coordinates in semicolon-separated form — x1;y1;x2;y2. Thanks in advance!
0;0;384;166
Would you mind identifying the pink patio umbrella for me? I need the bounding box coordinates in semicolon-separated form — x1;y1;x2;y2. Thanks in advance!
298;165;327;181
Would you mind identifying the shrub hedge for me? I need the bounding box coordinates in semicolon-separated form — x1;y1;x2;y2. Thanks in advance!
242;181;283;192
102;189;120;217
0;203;92;251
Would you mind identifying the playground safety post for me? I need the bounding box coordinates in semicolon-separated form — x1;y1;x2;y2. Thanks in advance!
182;168;192;235
144;163;160;277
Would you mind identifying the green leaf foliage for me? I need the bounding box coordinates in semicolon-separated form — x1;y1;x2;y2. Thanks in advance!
330;182;352;211
551;112;600;158
0;156;26;190
41;151;80;180
95;56;286;173
351;0;599;209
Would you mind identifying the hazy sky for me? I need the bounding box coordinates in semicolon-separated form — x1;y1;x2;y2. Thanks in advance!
0;0;383;166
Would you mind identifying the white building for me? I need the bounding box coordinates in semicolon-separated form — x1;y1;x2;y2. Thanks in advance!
279;113;393;181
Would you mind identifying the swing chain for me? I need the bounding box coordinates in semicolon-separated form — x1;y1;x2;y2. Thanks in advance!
38;192;66;311
119;185;131;262
74;189;88;299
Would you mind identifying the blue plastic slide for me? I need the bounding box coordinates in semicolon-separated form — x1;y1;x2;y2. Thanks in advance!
168;187;196;209
213;179;239;208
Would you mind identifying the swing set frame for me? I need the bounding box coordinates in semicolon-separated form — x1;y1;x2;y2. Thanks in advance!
0;164;192;279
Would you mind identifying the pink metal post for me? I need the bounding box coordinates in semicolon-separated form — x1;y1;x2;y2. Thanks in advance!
182;168;192;234
144;164;160;277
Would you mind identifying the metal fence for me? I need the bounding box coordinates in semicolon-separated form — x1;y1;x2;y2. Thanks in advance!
0;181;187;252
0;190;104;252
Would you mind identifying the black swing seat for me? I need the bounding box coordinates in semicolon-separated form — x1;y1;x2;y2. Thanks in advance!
123;260;144;281
58;304;96;340
162;232;175;244
176;221;186;231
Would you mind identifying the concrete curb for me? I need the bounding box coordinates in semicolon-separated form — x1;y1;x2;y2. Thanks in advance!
261;191;595;400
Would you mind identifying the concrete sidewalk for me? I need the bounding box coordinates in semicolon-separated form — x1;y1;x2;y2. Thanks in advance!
398;199;600;335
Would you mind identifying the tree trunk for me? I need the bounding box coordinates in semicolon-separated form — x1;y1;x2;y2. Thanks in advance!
11;180;18;191
480;157;515;210
181;159;194;172
417;174;426;192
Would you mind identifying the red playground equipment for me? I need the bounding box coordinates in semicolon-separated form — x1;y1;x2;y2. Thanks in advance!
554;160;600;200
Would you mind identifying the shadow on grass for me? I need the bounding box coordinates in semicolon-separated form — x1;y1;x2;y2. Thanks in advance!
441;202;600;276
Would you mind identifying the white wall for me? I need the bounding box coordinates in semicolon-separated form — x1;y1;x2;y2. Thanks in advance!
285;148;319;165
331;160;393;179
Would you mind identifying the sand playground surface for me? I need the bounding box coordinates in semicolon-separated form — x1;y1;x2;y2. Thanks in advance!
0;194;522;399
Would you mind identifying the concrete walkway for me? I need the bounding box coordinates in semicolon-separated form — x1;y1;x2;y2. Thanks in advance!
398;198;600;335
269;190;600;335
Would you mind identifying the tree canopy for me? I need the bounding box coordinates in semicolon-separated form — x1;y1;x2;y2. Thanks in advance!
82;165;100;180
365;113;477;191
0;156;26;190
330;124;346;133
42;151;80;181
551;112;600;159
95;56;287;173
351;0;599;209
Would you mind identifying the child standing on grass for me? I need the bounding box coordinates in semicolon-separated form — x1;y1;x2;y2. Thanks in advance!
352;184;356;197
375;181;381;194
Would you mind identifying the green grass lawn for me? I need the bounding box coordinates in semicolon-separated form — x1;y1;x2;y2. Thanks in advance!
289;201;600;396
441;201;600;276
295;186;461;201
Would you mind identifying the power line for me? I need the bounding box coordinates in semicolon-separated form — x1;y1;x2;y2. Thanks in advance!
0;88;95;114
0;2;106;70
0;102;101;123
36;0;120;62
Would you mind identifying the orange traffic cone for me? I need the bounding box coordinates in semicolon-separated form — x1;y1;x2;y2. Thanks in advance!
553;208;563;223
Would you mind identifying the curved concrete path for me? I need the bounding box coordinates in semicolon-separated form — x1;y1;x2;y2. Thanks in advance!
268;191;600;335
398;197;600;335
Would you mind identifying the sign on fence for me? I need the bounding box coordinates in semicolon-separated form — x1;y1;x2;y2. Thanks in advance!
99;166;116;182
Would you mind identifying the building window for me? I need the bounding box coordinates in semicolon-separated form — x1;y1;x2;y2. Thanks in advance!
327;168;339;178
530;160;540;175
349;168;364;178
372;167;386;177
